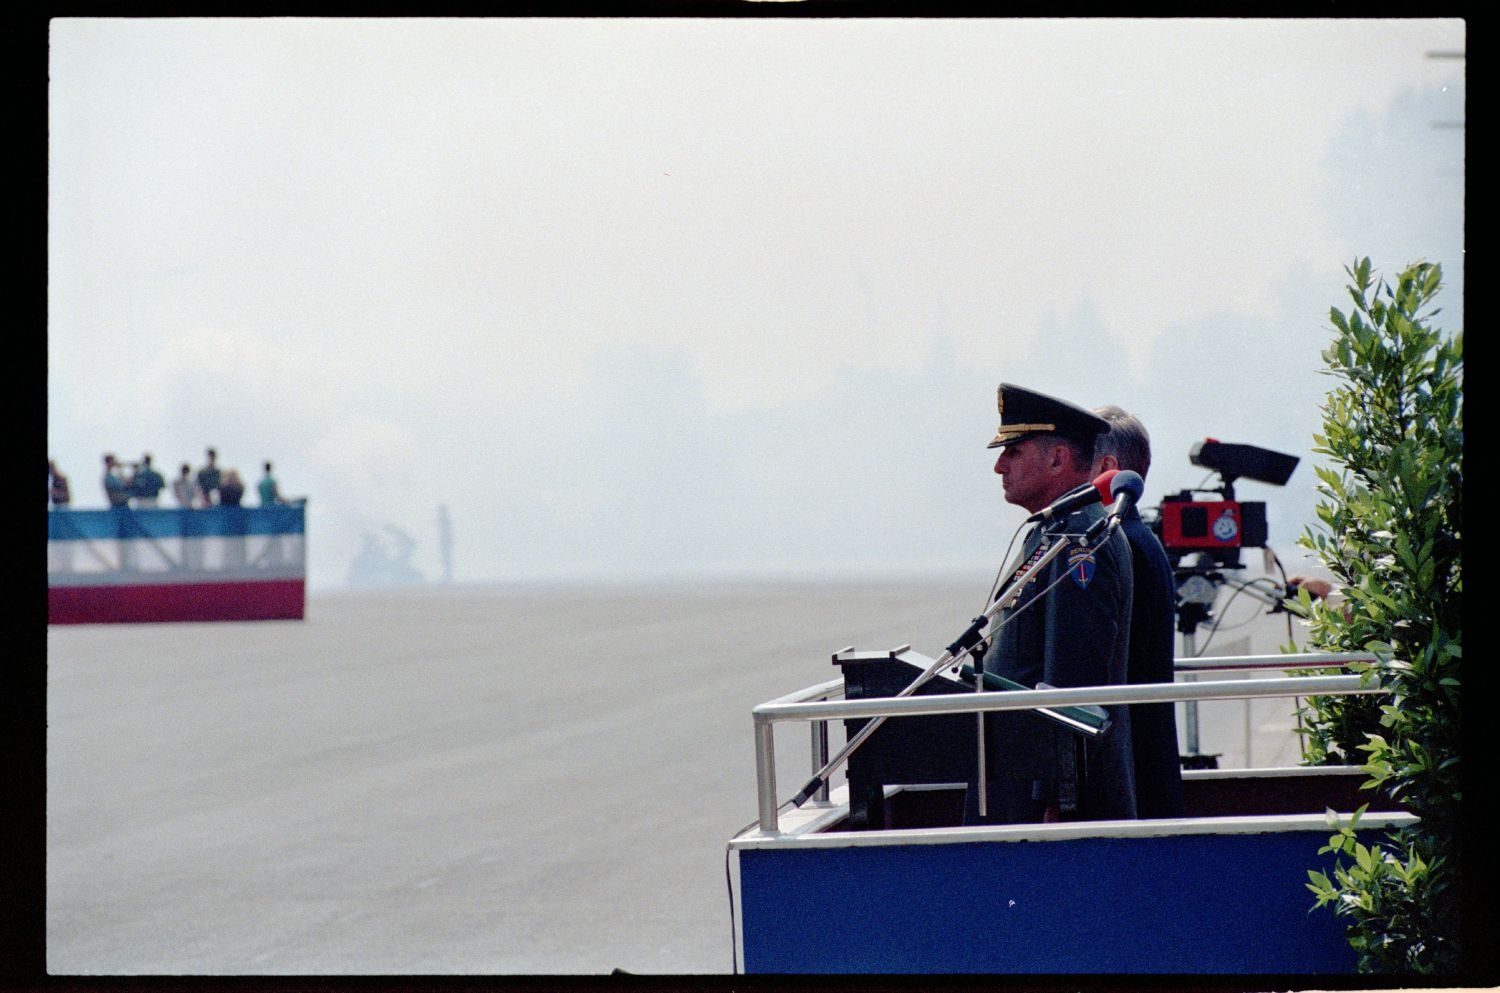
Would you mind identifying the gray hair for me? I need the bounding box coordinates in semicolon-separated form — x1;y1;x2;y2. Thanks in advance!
1092;405;1152;479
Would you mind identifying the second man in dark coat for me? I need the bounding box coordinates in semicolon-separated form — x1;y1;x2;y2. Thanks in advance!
1092;404;1184;819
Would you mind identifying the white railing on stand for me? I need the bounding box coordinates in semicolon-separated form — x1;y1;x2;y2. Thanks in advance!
750;651;1382;835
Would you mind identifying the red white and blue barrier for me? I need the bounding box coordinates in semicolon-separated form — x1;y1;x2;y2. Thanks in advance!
48;505;307;624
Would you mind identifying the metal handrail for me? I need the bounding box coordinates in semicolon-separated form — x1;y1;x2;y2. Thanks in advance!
754;675;1373;723
1169;652;1379;766
758;677;845;708
1173;651;1377;673
751;662;1386;833
752;678;845;821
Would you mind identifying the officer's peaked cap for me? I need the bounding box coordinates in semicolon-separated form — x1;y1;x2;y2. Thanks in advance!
987;383;1110;450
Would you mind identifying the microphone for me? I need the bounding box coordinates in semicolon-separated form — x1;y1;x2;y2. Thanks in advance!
1025;469;1120;524
1085;470;1145;541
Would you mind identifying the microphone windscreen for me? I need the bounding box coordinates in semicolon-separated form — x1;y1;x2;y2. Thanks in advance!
1110;470;1145;501
1091;469;1121;504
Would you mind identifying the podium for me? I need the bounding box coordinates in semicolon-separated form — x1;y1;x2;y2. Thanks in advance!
835;648;973;829
834;646;1113;830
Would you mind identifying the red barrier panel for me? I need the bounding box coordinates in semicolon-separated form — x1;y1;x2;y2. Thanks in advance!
49;580;305;624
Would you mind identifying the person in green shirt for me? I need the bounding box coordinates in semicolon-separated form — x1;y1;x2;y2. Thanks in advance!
257;461;280;507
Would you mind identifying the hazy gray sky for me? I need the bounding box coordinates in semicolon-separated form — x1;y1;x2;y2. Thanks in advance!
48;17;1465;590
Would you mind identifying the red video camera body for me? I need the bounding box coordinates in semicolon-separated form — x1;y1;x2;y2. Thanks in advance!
1157;493;1268;567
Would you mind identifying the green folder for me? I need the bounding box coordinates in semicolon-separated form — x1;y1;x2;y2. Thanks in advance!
957;663;1113;737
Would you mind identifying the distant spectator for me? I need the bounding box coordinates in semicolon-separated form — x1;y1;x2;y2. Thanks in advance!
1289;574;1351;621
196;448;222;507
1290;576;1336;600
172;463;199;508
102;454;131;508
49;459;76;572
219;468;245;507
131;454;166;507
173;462;203;571
257;461;280;507
49;459;71;509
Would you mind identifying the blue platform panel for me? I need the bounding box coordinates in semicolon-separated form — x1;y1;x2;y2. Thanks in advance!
739;829;1361;974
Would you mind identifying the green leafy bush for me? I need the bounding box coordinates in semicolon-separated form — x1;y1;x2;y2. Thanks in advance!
1292;257;1462;973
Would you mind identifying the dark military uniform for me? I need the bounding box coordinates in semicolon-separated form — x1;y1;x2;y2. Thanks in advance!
970;505;1137;823
967;383;1138;824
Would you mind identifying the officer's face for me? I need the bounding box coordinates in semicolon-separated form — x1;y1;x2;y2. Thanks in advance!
994;436;1063;513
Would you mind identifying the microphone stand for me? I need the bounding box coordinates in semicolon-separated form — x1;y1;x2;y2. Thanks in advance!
789;521;1084;809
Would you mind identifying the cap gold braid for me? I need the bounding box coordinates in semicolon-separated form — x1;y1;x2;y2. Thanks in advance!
987;421;1058;449
993;422;1056;436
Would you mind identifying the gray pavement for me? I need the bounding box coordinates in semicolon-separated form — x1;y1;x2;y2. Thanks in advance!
47;576;1313;974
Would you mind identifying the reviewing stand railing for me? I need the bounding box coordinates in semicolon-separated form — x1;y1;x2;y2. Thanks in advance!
750;651;1381;834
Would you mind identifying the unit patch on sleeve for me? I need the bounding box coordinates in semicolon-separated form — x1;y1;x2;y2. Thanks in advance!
1067;545;1097;589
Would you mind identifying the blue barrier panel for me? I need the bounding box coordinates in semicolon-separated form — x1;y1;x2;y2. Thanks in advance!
739;829;1363;974
49;505;306;541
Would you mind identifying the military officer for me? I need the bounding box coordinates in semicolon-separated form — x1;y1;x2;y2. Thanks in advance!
968;383;1137;825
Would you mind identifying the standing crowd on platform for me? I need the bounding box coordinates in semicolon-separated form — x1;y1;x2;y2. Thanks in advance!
47;449;287;511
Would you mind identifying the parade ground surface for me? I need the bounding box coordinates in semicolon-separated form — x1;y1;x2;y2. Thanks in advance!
48;577;1310;975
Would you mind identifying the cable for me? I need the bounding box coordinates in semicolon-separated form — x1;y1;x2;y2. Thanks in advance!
982;520;1028;614
1267;547;1291;588
973;523;1117;660
724;840;742;974
1192;580;1254;655
973;556;1076;659
726;801;799;974
724;842;738;974
1266;548;1296;643
1192;576;1286;655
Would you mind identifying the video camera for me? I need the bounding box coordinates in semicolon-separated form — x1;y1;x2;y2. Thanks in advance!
1149;439;1300;570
